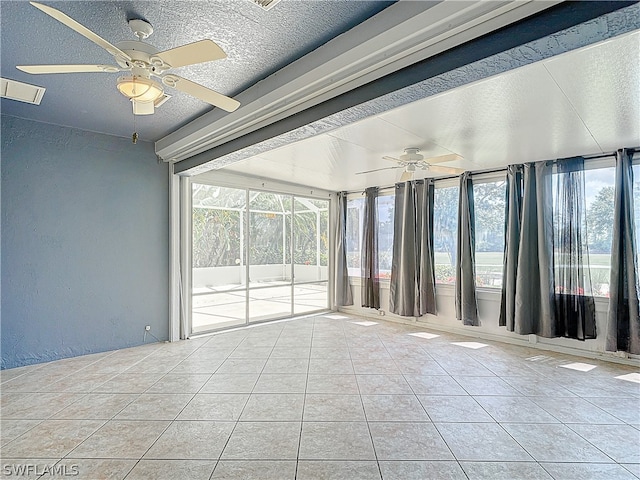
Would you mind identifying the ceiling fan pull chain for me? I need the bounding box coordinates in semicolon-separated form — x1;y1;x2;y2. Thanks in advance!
132;111;138;144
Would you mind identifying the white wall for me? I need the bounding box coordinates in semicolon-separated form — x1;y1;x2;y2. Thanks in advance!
341;278;639;365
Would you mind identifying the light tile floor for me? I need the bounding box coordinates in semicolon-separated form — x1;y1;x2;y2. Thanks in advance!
1;313;639;479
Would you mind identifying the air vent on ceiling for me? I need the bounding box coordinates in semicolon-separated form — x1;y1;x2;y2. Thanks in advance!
248;0;282;11
1;77;46;105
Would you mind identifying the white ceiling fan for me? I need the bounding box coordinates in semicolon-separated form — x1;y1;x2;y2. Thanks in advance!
15;2;240;116
356;147;465;181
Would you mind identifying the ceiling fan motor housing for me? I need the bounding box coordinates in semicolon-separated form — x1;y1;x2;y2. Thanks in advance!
114;41;161;71
128;19;154;40
399;147;424;163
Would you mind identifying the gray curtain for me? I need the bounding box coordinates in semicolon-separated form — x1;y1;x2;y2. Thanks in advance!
512;161;556;337
499;165;523;329
606;148;640;354
390;180;436;317
335;192;353;306
361;187;380;309
455;172;478;325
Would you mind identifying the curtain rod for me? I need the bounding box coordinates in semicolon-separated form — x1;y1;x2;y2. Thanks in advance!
345;147;639;195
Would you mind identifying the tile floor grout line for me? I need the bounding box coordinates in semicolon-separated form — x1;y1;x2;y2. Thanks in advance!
351;331;385;480
294;316;317;480
1;312;638;479
208;320;284;476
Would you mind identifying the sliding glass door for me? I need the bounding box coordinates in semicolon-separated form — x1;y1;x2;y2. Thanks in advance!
293;198;329;315
191;184;329;333
191;185;247;332
247;191;292;323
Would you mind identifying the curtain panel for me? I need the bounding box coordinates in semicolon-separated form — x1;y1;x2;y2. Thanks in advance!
455;172;479;325
606;148;640;354
334;192;353;307
361;187;380;309
502;159;598;340
499;165;523;329
554;157;596;340
390;180;436;317
512;161;556;336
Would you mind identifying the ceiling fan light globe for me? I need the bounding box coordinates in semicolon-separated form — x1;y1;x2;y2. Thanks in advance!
117;75;163;103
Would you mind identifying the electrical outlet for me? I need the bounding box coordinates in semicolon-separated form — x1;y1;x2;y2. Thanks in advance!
145;325;151;331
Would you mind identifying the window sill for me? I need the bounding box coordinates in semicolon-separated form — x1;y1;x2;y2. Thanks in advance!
350;276;610;305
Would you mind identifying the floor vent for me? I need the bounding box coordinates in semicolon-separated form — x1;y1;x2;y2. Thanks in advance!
248;0;282;11
1;77;46;105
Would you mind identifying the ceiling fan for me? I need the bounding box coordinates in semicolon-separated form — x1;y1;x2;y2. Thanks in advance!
15;2;240;115
356;148;465;181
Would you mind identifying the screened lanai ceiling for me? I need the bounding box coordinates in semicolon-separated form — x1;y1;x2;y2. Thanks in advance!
208;28;640;192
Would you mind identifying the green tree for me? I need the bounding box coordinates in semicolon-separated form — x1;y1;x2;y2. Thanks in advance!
474;181;506;253
586;186;614;253
192;208;240;267
434;186;458;265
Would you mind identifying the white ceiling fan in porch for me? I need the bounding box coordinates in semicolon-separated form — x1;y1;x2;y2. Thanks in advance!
356;148;465;181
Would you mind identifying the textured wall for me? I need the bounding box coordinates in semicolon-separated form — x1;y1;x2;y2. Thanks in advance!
1;116;169;369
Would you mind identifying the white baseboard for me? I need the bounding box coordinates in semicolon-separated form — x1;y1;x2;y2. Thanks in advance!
338;306;640;368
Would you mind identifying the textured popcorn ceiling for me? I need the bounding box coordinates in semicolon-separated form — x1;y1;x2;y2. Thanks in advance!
0;0;393;141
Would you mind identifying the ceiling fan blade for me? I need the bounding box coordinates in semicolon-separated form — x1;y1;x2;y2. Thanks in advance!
400;171;414;182
17;64;121;74
382;155;401;163
355;166;401;175
155;40;226;69
132;100;154;115
30;2;132;62
427;164;465;174
166;75;240;112
427;153;463;164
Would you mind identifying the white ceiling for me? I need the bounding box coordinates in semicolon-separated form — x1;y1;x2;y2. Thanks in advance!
213;30;639;192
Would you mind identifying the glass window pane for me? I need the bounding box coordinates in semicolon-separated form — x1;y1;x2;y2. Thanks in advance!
248;286;291;323
294;197;329;283
192;184;246;331
434;186;459;284
320;208;329;267
552;165;615;297
474;180;506;288
248;192;292;269
294;211;317;265
585;166;616;296
192;184;245;209
377;195;395;279
192;185;243;268
249;211;286;266
294;282;328;315
346;198;364;276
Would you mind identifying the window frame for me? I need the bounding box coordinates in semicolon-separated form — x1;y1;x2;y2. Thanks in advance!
470;173;508;291
345;187;395;281
433;178;460;287
551;157;616;298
